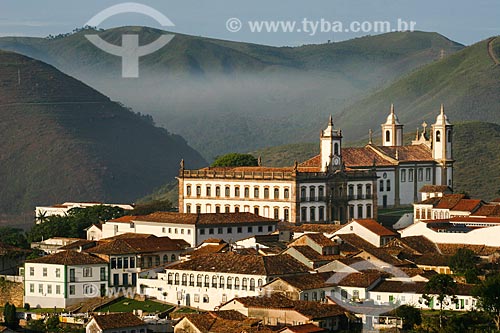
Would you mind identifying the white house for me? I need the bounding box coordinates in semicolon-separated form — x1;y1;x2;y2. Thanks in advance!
413;194;483;223
86;313;147;333
24;251;109;309
399;217;500;246
87;234;189;288
334;219;397;247
179;116;378;224
100;212;278;247
137;252;311;311
368;280;476;311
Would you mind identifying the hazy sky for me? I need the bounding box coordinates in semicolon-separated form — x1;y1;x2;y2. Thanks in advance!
1;0;499;46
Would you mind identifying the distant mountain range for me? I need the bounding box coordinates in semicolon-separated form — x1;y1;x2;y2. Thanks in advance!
336;37;500;140
0;50;206;225
0;27;465;160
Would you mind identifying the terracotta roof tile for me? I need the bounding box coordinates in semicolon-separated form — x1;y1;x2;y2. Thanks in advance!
435;194;466;209
352;219;397;236
187;244;229;257
272;272;334;290
437;244;500;256
92;313;145;330
110;212;277;225
27;250;107;265
88;237;189;255
472;205;500;217
451;199;483;212
279;323;328;333
230;294;345;319
419;185;452;193
168;252;310;276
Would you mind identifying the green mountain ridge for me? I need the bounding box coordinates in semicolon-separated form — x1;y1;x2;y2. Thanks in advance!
0;28;464;160
0;50;206;226
250;122;500;201
336;36;500;141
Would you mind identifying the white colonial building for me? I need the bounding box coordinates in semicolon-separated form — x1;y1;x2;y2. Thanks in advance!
24;250;109;309
137;252;311;311
179;105;454;223
100;212;278;247
179;116;378;224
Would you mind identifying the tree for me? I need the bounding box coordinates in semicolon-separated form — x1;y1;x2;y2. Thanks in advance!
474;273;500;330
0;227;28;248
45;315;60;331
392;305;422;330
423;274;458;328
449;248;478;274
28;205;126;242
130;200;173;215
3;302;19;329
211;153;258;167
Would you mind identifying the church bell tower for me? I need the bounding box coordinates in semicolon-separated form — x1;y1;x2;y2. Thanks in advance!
320;115;342;172
381;104;404;146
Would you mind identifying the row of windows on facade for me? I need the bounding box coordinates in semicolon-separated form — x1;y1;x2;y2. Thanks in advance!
299;204;372;222
198;225;274;235
186;185;290;200
29;267;105;280
28;283;104;296
186;203;290;220
110;255;177;269
167;273;264;291
400;168;432;184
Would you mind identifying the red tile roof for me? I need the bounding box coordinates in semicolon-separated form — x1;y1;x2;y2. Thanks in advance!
279;323;328;333
419;185;452;193
92;313;145;330
435;194;466;209
352;219;397;236
451;199;483;212
110;212;277;225
168;252;311;276
88;236;189;255
230;294;345;319
27;250;107;265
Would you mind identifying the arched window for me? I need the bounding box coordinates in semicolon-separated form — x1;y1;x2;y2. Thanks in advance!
189;274;195;286
167;273;173;284
447;130;452;143
163;255;168;264
284;188;290;199
197;274;203;287
204;275;210;287
258;279;263;287
171;254;176;262
234;277;240;290
212;275;218;288
250;278;256;291
225;186;230;197
174;273;179;285
436;130;441;142
219;276;225;288
274;187;280;199
227;277;233;289
334;142;339;155
254;187;260;198
182;274;187;286
242;278;248;290
386;130;391;142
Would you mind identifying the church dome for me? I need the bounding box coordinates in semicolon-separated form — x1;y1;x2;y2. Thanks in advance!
435;104;451;125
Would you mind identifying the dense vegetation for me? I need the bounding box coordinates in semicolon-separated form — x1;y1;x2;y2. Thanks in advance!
211;153;258;167
0;51;206;225
0;28;464;160
337;37;500;140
